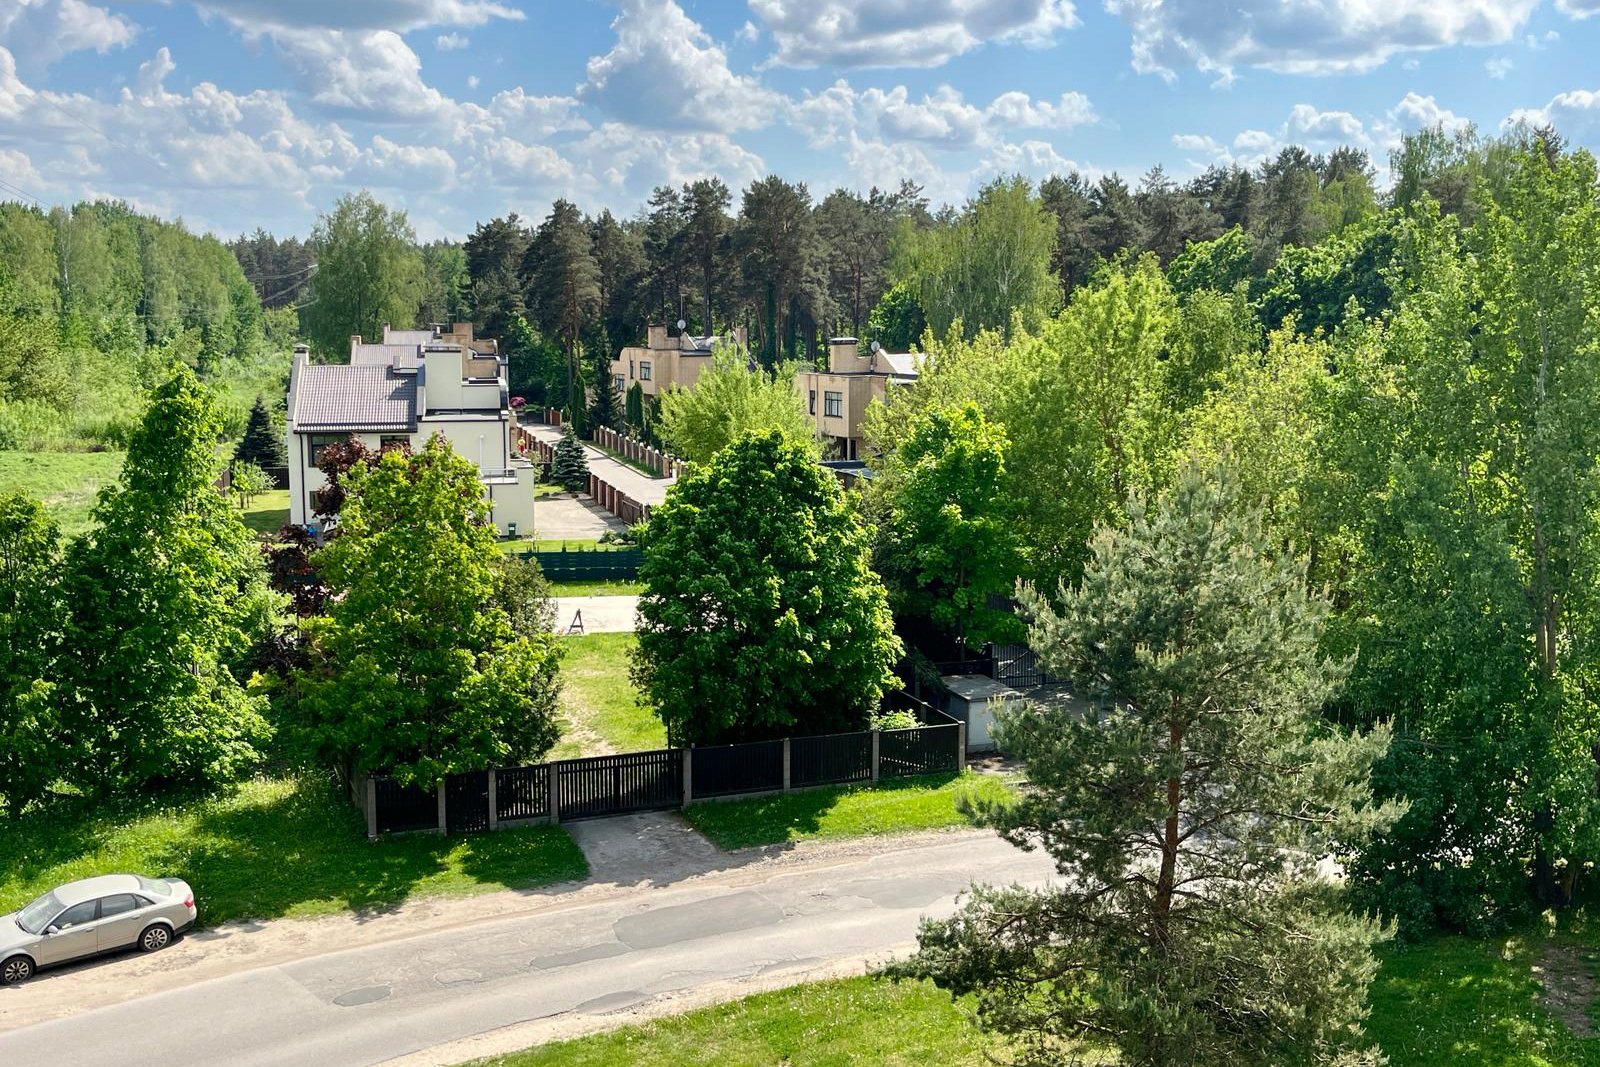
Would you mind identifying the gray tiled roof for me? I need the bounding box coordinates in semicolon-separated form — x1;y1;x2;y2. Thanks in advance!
293;364;417;432
350;342;421;370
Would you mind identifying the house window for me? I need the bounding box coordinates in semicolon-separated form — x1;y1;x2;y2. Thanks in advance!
629;359;635;380
824;391;843;418
809;389;816;415
379;435;409;451
640;361;652;381
613;375;625;392
308;433;346;466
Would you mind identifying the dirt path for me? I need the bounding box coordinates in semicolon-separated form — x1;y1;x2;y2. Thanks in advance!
0;826;990;1033
1538;941;1600;1038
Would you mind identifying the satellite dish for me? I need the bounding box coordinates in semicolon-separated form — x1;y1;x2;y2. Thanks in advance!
676;318;687;331
869;340;881;353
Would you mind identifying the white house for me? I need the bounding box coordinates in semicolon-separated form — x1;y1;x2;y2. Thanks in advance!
285;323;537;536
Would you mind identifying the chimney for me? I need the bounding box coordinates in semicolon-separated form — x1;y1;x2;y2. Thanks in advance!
647;323;668;350
828;336;866;373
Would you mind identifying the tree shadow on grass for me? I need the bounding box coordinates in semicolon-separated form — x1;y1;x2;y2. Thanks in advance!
683;772;974;852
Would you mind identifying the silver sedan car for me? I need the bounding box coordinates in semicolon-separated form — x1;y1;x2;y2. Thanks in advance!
0;874;196;985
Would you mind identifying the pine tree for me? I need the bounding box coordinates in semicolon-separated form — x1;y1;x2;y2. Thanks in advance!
892;463;1400;1067
551;423;589;491
234;395;287;468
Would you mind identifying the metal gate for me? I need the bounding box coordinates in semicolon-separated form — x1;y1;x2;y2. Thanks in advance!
445;770;490;833
556;750;682;821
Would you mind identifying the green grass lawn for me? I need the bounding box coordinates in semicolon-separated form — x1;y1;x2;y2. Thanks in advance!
500;537;631;554
0;449;124;537
237;487;289;535
549;580;645;597
683;771;1015;851
550;632;664;760
473;931;1600;1067
473;976;996;1067
0;777;587;927
1370;932;1600;1067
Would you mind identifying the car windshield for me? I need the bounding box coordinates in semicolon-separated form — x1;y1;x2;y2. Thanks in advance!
16;892;61;935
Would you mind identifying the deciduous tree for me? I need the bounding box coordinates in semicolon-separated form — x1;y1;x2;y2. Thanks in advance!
633;431;901;745
654;349;813;464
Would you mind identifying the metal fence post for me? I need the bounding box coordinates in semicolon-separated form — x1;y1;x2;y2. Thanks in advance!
682;748;693;808
956;721;967;769
871;730;881;782
435;779;447;834
365;776;378;840
548;763;562;824
487;769;498;831
782;738;792;791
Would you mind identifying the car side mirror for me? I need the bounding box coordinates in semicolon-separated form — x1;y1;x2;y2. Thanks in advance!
45;925;59;936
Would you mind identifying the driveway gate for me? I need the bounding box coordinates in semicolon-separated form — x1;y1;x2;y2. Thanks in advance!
556;749;681;820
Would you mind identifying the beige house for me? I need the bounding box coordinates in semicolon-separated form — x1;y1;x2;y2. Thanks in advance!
609;323;747;399
795;337;923;460
285;323;536;536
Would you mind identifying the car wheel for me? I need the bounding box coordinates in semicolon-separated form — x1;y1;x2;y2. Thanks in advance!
0;955;33;985
139;924;173;953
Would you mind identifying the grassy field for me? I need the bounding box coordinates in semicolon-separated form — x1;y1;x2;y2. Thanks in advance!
550;632;665;760
474;932;1600;1067
549;580;645;596
500;537;632;554
474;976;995;1067
0;777;587;927
238;487;289;535
683;771;1015;851
0;449;124;536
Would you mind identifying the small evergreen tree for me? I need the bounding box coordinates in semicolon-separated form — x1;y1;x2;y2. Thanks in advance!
552;423;589;491
892;464;1400;1067
234;395;287;467
625;382;646;433
588;347;622;431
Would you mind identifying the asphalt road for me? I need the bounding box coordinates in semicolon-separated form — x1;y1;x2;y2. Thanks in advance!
526;424;674;507
0;833;1055;1067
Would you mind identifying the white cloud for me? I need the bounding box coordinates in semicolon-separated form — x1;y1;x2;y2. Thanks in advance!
573;122;765;202
1509;87;1600;140
260;28;454;122
435;32;468;50
580;0;779;132
190;0;523;32
790;81;1094;151
1389;91;1470;136
1487;56;1515;78
737;20;760;43
751;0;1077;69
0;0;137;74
1556;0;1600;16
974;138;1091;183
1106;0;1541;81
466;74;479;88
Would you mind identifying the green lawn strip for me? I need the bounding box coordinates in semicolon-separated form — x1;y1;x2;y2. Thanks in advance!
1369;932;1600;1067
471;976;999;1067
498;538;631;554
237;487;289;535
550;632;664;760
683;771;1015;851
0;450;124;537
548;580;645;597
0;777;587;927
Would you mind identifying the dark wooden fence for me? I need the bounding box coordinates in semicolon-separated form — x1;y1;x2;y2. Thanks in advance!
363;703;967;838
519;546;642;581
791;731;873;788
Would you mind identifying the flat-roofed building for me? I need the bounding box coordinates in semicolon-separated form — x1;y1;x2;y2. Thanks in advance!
794;337;922;461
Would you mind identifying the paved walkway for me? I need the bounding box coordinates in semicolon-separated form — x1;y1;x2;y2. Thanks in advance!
0;833;1057;1067
536;493;626;540
553;595;639;634
527;425;675;508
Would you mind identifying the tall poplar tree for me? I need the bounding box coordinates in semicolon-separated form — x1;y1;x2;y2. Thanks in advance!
304;192;424;361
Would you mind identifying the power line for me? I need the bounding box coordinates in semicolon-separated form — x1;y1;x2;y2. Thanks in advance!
0;177;46;208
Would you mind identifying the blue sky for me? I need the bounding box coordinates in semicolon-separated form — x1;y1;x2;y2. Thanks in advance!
2;0;1599;240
